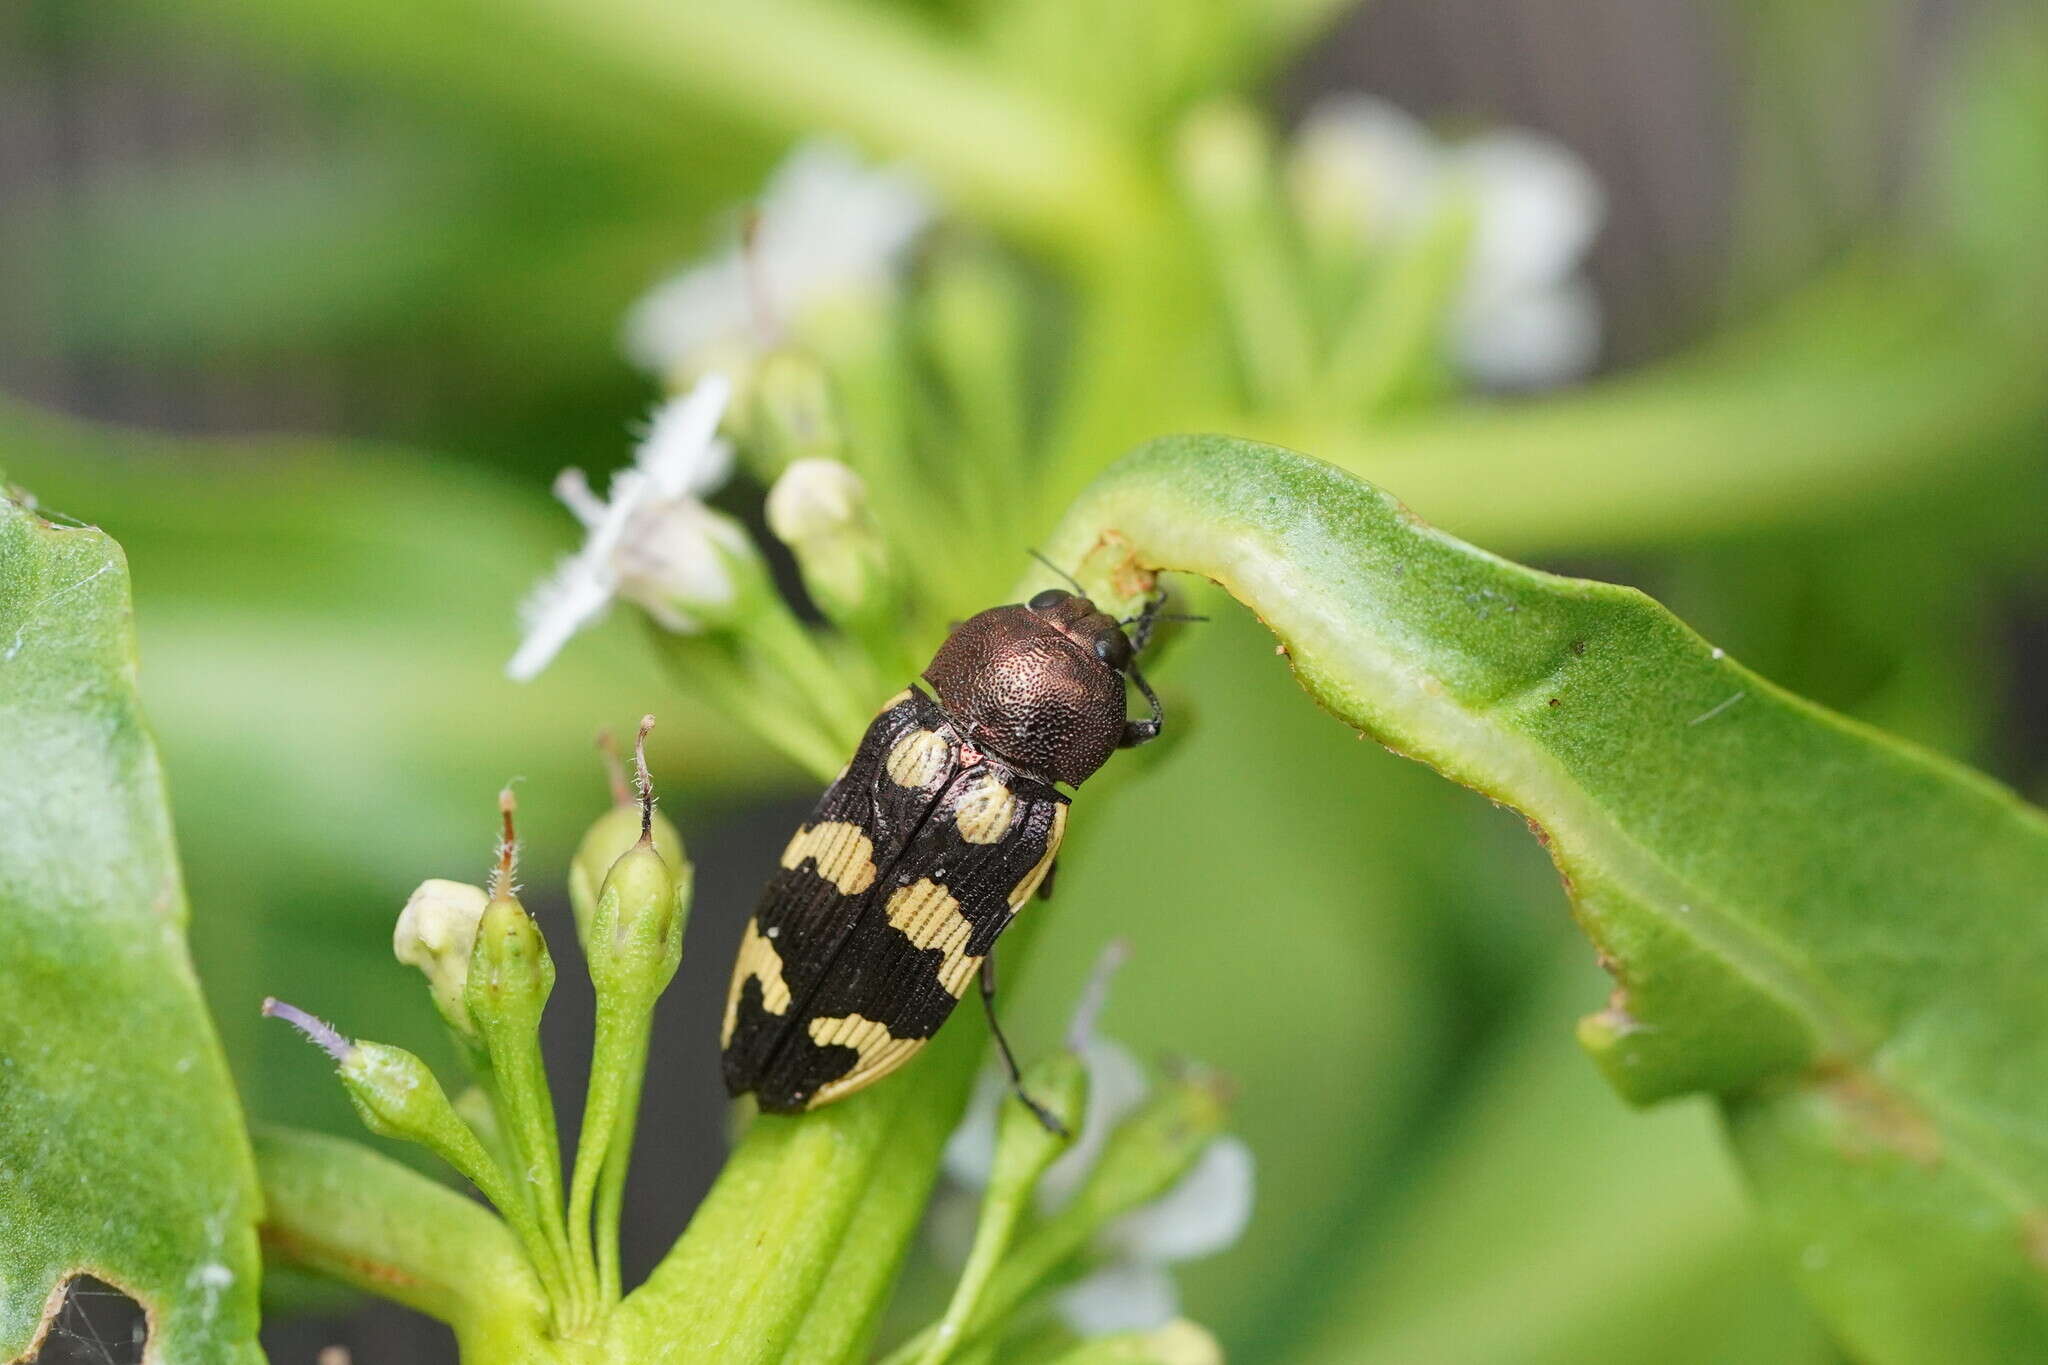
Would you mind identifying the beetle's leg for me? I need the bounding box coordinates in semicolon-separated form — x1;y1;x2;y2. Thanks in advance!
978;956;1068;1137
1036;859;1059;901
1120;663;1163;748
1124;590;1169;652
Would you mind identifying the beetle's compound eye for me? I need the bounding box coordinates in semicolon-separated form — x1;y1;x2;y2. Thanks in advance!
1094;633;1130;667
1028;589;1069;611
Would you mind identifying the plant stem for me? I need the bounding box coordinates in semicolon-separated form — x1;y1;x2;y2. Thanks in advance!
595;1033;650;1302
484;1040;584;1326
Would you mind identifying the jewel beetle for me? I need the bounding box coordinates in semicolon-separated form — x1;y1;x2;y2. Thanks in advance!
720;578;1169;1128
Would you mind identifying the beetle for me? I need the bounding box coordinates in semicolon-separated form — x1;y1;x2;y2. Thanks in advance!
720;578;1169;1129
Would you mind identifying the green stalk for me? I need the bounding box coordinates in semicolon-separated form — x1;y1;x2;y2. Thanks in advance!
650;631;844;783
1176;103;1317;411
1312;198;1472;418
482;1019;582;1321
916;1054;1084;1365
563;1008;651;1311
742;596;873;750
595;1035;651;1302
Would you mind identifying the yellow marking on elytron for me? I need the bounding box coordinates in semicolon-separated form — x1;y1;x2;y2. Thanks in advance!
878;688;914;713
804;1012;927;1107
886;878;980;999
1008;803;1067;908
780;821;878;895
721;918;792;1045
884;729;951;788
953;771;1017;844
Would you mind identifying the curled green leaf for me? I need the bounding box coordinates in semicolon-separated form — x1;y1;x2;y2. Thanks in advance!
1038;435;2048;1363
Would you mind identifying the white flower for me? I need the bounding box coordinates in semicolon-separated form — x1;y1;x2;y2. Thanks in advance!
393;878;490;1036
507;373;751;680
1289;95;1606;389
622;140;934;379
938;949;1255;1339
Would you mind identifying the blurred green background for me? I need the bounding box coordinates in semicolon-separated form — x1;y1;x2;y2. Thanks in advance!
3;0;2044;1361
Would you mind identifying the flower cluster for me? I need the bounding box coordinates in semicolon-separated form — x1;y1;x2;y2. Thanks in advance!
621;139;933;390
882;947;1251;1363
269;721;690;1335
1287;95;1605;390
470;116;1600;1354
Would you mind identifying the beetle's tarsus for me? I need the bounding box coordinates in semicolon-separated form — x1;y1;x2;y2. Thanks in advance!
978;956;1068;1138
1120;663;1164;748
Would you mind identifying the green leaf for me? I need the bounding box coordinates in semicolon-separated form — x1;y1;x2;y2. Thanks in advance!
254;1127;551;1361
1040;435;2048;1363
0;495;263;1363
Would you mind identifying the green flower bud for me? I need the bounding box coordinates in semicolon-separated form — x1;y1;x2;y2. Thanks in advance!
341;1040;470;1146
392;878;489;1042
589;842;685;997
1068;1065;1232;1228
262;998;508;1210
742;349;844;477
569;728;686;949
467;891;554;1037
581;717;692;998
460;789;553;1033
765;458;892;626
992;1051;1088;1192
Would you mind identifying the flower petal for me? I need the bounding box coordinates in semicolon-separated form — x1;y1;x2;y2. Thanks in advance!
1100;1135;1256;1265
507;551;616;681
1451;276;1601;390
753;139;933;327
1451;128;1604;299
621;256;753;378
635;372;735;499
508;463;645;680
614;499;750;634
1053;1259;1181;1336
621;140;932;378
1287;94;1443;242
552;468;608;528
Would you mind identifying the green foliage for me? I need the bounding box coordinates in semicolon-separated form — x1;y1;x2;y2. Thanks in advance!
1042;435;2048;1361
6;1;2048;1360
0;496;263;1363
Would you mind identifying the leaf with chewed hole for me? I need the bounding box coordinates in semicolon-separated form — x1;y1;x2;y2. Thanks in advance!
1036;435;2048;1365
0;494;264;1363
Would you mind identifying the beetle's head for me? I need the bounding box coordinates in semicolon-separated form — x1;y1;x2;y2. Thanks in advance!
1024;587;1134;672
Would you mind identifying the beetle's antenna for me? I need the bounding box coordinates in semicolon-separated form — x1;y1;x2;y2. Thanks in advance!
1126;591;1191;653
1025;549;1086;596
